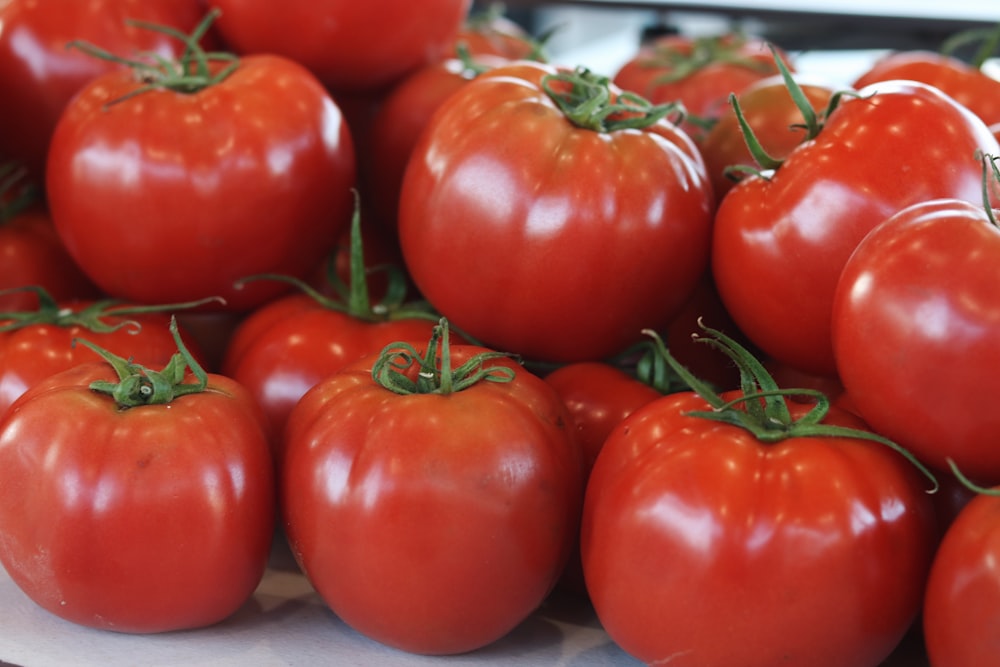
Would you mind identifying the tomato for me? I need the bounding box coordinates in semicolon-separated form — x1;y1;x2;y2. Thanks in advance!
398;61;714;364
46;22;356;312
854;50;1000;127
208;0;471;94
0;0;210;179
0;325;274;633
0;165;101;311
924;487;1000;667
831;195;1000;484
612;32;784;142
699;73;837;200
713;79;999;377
365;51;514;236
456;5;538;59
281;323;584;655
581;330;937;667
0;294;209;416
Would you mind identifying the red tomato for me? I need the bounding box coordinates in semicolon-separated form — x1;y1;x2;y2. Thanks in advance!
281;332;584;654
713;79;999;377
831;197;1000;483
398;61;714;363
46;45;356;311
924;488;1000;666
208;0;471;93
854;50;1000;127
223;295;448;449
0;0;210;179
456;6;537;59
582;388;937;666
0;297;208;415
0;349;274;633
544;360;663;595
613;32;784;142
366;52;513;236
0;183;102;311
699;73;837;199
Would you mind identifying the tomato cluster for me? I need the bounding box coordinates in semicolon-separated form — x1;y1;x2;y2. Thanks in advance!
2;2;1000;664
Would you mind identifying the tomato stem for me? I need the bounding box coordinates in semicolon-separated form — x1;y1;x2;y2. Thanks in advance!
941;23;1000;70
642;33;774;86
0;286;222;333
542;67;682;132
978;151;1000;228
371;318;515;395
233;191;449;327
76;316;208;408
642;321;939;491
66;9;239;107
0;162;40;223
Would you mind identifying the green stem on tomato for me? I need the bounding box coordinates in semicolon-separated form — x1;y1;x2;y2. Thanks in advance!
66;9;239;107
0;286;222;334
642;321;939;491
76;315;207;408
542;66;683;132
371;318;515;396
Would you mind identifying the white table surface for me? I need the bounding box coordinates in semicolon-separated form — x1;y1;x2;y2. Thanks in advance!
0;537;638;667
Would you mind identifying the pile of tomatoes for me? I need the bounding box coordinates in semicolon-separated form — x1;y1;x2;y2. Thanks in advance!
2;1;1000;665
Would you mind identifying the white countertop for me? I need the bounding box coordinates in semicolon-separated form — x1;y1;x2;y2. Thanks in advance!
0;539;638;667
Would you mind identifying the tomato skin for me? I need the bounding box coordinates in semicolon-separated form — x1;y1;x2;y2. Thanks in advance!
0;205;102;311
0;304;207;415
832;199;1000;483
366;53;511;235
281;345;584;655
854;50;1000;127
613;33;782;142
46;54;356;312
924;490;1000;666
713;79;999;377
222;295;446;447
0;0;210;179
0;361;275;633
699;73;836;199
581;391;937;666
398;61;714;364
209;0;471;93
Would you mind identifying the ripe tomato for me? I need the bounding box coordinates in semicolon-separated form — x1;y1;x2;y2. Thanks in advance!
612;32;784;141
0;330;274;633
699;73;837;200
831;195;1000;484
365;51;514;236
0;166;101;311
854;50;1000;127
398;61;714;363
456;5;537;59
923;487;1000;667
46;35;357;311
582;374;937;666
0;0;210;179
281;325;584;654
208;0;471;93
713;79;999;377
0;295;208;415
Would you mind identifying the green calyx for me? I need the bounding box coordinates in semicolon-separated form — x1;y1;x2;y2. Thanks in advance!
725;43;854;180
644;321;939;492
0;162;40;223
0;286;222;334
372;318;515;396
643;33;774;85
234;190;445;327
941;23;1000;70
542;66;683;132
76;316;207;408
67;9;238;107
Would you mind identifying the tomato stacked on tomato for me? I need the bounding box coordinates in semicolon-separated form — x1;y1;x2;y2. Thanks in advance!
399;61;714;364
